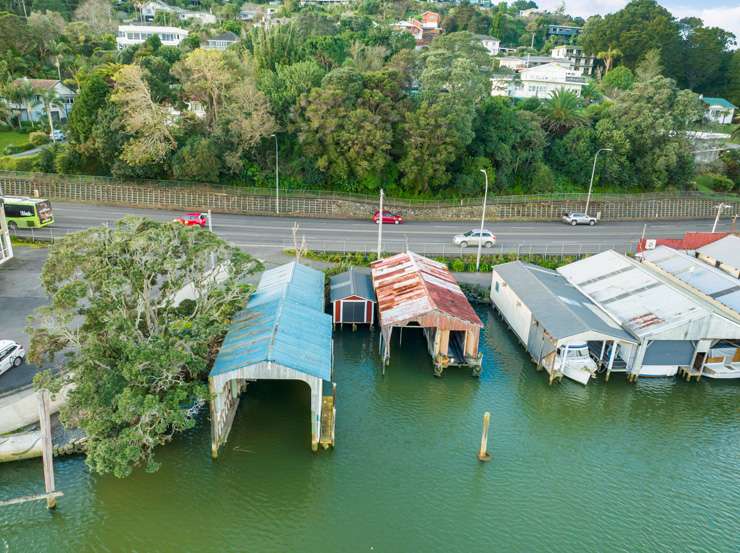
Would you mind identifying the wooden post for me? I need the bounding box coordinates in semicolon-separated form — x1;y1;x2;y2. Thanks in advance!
477;411;491;462
37;389;56;509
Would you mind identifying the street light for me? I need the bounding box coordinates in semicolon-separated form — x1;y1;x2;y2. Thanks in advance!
712;203;731;233
271;133;279;215
475;169;489;272
585;148;612;218
376;188;384;260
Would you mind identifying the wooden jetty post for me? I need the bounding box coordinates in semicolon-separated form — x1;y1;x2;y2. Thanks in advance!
477;411;492;462
38;389;57;509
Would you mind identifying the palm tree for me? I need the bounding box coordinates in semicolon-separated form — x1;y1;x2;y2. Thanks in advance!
596;45;623;75
538;89;586;136
0;98;12;128
4;81;36;129
37;87;63;138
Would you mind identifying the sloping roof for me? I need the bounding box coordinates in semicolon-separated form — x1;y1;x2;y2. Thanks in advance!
702;97;737;109
637;231;728;253
370;251;482;329
209;31;238;42
697;235;740;269
12;78;59;90
494;261;634;343
210;262;332;380
557;250;710;338
641;246;740;317
329;267;376;302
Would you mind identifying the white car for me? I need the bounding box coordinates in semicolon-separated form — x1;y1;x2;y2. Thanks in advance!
49;129;65;142
0;340;25;376
453;229;496;248
562;212;597;226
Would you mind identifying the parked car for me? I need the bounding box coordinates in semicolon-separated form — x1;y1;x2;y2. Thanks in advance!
174;212;209;228
562;212;597;226
0;340;25;376
373;210;403;224
453;229;496;248
49;129;65;142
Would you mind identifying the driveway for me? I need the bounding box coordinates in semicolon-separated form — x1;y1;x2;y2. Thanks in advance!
0;247;49;395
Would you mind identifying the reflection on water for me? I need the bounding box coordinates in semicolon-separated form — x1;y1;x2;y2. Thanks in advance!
0;307;738;553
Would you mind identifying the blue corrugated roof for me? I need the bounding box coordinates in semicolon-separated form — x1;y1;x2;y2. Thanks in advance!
210;262;332;381
702;97;737;109
329;267;376;302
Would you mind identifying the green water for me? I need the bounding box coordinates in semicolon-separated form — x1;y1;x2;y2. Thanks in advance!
1;308;738;552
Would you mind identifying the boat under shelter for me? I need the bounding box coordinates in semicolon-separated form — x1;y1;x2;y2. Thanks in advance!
208;262;335;457
371;251;483;377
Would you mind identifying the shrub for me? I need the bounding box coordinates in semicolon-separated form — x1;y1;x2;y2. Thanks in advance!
0;154;39;171
695;172;736;193
3;142;35;155
450;258;465;272
29;131;50;146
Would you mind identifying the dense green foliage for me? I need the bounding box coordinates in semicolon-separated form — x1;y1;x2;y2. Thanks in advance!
0;0;737;196
30;217;262;477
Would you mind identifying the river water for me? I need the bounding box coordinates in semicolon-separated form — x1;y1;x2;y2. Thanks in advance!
1;307;738;552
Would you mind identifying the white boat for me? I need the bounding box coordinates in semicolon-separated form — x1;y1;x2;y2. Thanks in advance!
702;347;740;380
555;343;597;385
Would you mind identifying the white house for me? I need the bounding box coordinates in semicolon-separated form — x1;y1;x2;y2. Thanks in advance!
116;24;189;49
473;34;500;56
498;55;555;71
702;97;736;125
141;1;216;25
205;31;238;50
491;62;585;99
8;78;75;123
551;44;595;76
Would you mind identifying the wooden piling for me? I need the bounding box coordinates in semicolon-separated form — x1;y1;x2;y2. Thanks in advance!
37;389;57;509
477;411;492;462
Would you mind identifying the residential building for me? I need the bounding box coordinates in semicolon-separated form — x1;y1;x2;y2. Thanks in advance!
238;2;276;21
696;235;740;279
473;34;501;56
299;0;350;5
498;55;556;71
393;19;423;42
519;8;544;17
546;24;581;40
205;31;238;50
8;78;75;123
116;24;189;50
686;131;734;163
421;11;441;30
491;62;585;99
0;197;13;267
393;11;442;48
141;1;216;25
701;96;736;125
551;44;595;76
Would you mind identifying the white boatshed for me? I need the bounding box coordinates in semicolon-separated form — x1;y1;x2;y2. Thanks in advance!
491;261;636;383
558;250;740;380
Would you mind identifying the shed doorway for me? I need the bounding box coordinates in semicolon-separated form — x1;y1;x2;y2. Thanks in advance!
341;301;366;323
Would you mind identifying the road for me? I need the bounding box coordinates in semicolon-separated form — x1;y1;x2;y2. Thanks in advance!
12;201;737;257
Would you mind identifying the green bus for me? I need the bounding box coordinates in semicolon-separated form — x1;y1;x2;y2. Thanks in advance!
1;196;54;230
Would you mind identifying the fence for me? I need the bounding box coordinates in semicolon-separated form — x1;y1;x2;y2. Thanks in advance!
1;170;738;222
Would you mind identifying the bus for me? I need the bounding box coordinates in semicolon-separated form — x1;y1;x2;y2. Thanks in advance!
1;196;54;230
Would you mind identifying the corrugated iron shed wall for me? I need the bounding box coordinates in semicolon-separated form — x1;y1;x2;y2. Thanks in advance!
370;251;482;331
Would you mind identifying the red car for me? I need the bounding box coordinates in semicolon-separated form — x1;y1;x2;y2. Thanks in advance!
174;212;209;228
373;210;403;224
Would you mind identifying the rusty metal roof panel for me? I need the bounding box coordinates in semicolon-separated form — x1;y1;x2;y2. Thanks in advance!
370;252;482;329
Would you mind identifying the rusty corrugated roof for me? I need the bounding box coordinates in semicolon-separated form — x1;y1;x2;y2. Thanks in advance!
370;252;482;329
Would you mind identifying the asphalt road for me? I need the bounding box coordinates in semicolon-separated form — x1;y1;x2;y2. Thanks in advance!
11;201;737;257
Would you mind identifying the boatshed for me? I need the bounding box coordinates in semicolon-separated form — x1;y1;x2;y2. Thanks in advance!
371;251;483;376
558;250;740;381
329;267;376;326
209;262;335;457
491;261;636;384
696;235;740;279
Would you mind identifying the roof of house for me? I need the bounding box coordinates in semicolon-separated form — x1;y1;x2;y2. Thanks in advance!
494;261;635;343
702;97;737;109
641;246;740;317
637;231;728;253
697;235;740;269
210;262;332;381
329;267;376;302
209;31;238;42
12;78;59;90
370;251;482;330
557;250;712;338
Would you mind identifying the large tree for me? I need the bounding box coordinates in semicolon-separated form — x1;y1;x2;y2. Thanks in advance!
30;217;261;478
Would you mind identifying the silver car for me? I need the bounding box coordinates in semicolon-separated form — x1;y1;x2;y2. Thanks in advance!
0;340;25;376
562;212;597;226
453;229;496;248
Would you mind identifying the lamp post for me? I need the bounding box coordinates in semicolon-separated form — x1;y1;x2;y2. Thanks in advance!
476;169;489;272
712;203;731;233
585;148;612;218
377;188;384;260
271;133;279;214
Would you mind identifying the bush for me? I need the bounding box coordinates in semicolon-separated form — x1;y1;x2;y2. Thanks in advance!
450;258;465;272
0;154;40;171
3;142;35;155
695;172;736;193
29;131;50;146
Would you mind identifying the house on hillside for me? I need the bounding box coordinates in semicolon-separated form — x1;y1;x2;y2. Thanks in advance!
205;31;238;50
551;45;595;76
141;1;216;25
8;78;75;123
473;34;501;56
498;55;556;71
116;24;189;49
421;11;440;30
702;97;736;125
491;62;585;99
546;24;582;40
393;11;442;48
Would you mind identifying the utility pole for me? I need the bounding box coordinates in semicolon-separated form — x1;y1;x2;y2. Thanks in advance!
377;188;384;260
585;148;612;218
476;169;489;272
712;203;730;233
272;134;279;214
